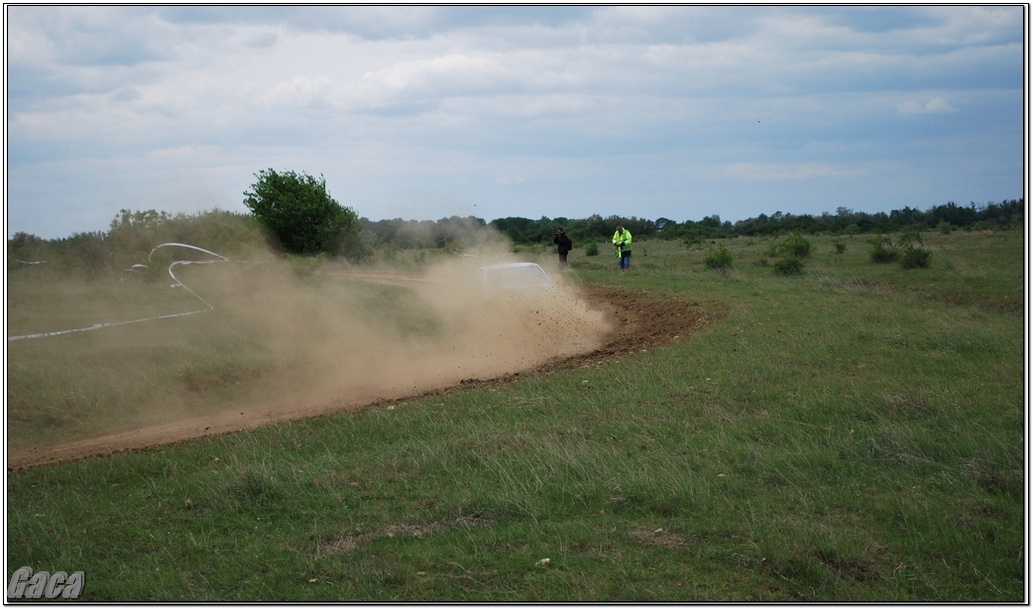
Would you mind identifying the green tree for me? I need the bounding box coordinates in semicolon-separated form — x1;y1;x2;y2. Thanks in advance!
243;169;360;256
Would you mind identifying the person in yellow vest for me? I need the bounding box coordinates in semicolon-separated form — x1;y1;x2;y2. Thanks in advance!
612;226;632;272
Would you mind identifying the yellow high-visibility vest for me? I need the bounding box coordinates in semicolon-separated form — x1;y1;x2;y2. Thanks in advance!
612;229;632;252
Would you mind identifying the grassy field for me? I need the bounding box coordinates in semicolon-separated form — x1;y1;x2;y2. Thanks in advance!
5;227;1026;601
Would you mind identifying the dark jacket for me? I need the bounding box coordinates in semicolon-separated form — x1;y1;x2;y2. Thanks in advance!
554;232;572;254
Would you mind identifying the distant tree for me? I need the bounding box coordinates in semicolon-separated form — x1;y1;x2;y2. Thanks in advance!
655;217;677;231
700;214;721;228
7;232;47;270
107;209;174;255
583;214;609;241
8;231;45;255
243;169;361;256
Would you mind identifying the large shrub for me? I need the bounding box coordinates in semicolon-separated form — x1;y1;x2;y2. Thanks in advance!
243;169;362;257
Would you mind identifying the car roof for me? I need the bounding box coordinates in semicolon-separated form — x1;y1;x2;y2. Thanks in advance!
479;262;543;270
477;262;552;288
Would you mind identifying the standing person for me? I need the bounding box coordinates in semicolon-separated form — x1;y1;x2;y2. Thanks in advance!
553;227;573;268
612;226;632;271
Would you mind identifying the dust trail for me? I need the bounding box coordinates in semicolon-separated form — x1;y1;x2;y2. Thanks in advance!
7;243;229;342
202;238;613;410
7;229;613;449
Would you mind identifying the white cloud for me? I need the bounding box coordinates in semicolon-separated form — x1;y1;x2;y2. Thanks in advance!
897;96;957;115
4;6;1023;239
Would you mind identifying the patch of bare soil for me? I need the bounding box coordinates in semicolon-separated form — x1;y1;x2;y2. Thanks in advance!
7;286;707;470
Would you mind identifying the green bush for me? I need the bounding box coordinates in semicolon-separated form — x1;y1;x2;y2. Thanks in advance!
683;236;705;251
704;245;733;272
868;236;899;264
585;242;600;256
781;233;812;258
899;247;932;269
897;231;931;269
764;233;812;259
867;232;931;269
773;255;804;275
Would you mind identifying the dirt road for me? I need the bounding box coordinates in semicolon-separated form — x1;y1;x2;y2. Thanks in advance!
7;286;707;470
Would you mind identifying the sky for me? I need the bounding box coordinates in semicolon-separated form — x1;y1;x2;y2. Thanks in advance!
4;5;1027;240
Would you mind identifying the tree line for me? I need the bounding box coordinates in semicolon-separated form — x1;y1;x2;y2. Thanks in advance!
7;166;1024;272
481;199;1024;246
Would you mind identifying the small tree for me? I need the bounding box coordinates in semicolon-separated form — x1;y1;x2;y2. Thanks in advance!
243;169;361;256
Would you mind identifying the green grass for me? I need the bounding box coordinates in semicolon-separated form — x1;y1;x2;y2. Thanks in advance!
6;227;1025;601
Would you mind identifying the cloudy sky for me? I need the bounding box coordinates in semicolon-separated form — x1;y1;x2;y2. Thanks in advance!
5;5;1026;239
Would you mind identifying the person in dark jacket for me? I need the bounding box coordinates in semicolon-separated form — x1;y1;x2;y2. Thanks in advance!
553;228;573;267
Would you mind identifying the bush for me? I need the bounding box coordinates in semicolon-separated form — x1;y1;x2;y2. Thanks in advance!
683;236;705;251
897;231;931;269
773;256;804;275
704;245;733;272
585;242;600;256
899;247;932;269
868;236;899;264
781;233;812;258
764;233;812;259
867;232;931;269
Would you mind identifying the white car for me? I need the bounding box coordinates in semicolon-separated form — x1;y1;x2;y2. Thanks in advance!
477;262;553;290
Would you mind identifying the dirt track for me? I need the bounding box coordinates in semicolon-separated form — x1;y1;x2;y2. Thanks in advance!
7;286;708;470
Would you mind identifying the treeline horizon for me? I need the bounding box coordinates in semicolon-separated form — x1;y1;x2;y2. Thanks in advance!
7;198;1024;273
365;198;1024;248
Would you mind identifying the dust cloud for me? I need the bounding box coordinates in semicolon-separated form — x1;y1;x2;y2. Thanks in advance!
11;227;712;467
175;232;613;417
6;222;613;460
